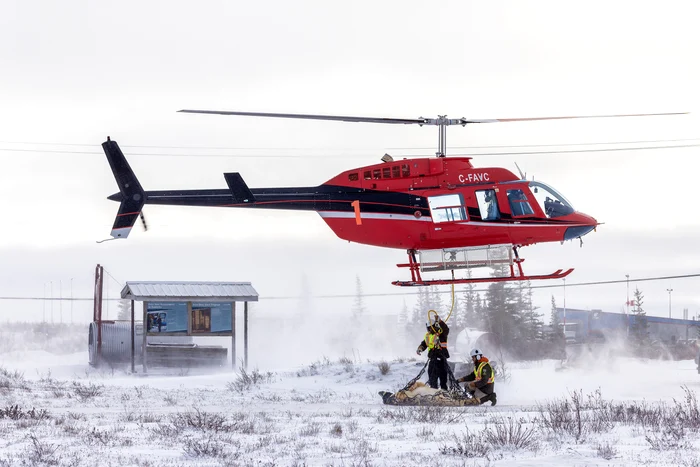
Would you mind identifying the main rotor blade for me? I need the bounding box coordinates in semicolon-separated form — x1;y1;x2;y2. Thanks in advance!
463;112;688;124
178;109;427;125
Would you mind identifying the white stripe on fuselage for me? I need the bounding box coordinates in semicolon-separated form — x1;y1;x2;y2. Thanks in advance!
318;211;588;228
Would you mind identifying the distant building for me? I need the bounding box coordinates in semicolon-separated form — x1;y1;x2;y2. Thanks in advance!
555;307;700;345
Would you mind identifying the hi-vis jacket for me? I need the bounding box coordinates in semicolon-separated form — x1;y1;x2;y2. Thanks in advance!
458;357;495;394
417;320;450;359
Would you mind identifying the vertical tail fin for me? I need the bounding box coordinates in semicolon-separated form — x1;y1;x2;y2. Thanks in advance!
102;137;145;239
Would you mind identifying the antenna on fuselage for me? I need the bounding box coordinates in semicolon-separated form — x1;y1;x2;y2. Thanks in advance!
514;162;526;180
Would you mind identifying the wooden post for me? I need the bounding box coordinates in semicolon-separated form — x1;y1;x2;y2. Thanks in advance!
130;299;135;373
232;301;236;370
244;301;248;370
142;301;148;374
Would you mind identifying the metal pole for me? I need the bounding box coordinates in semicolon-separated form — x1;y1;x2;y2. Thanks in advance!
626;274;630;337
232;301;237;370
70;278;73;324
50;281;53;324
244;301;249;370
142;301;148;374
131;299;135;373
667;288;673;318
59;279;63;324
43;283;46;323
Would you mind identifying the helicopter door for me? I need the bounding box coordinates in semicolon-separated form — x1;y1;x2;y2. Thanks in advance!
427;193;468;246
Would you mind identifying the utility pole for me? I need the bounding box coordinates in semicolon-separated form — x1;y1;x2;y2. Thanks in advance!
626;274;630;337
70;278;73;324
59;279;63;324
667;289;673;319
50;281;53;324
43;283;46;323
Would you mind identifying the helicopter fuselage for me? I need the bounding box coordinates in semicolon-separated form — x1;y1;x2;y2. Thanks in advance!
106;152;598;250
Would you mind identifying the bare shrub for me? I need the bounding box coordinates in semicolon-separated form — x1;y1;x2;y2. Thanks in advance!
440;430;489;458
330;423;343;437
183;437;226;458
377;361;390;375
0;405;50;421
299;421;321;437
171;408;234;433
25;434;59;465
483;416;540;450
596;441;618;460
72;381;104;400
227;368;274;392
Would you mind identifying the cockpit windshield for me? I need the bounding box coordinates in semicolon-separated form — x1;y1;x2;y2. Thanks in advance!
528;181;575;218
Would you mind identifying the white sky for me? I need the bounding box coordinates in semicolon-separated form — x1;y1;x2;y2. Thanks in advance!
0;0;699;325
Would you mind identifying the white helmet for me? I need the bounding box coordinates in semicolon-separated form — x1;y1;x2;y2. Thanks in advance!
470;348;482;359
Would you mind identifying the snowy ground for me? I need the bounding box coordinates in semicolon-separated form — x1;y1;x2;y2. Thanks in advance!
2;349;700;466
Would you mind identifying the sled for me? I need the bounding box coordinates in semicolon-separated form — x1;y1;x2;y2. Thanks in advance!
378;388;480;406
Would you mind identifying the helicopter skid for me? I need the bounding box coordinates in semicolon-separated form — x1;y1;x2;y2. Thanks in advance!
392;268;574;287
393;246;573;286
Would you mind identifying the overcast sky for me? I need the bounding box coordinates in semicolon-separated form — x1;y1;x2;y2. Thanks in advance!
1;1;699;328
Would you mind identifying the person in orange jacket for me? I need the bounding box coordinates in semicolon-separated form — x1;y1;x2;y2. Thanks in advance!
457;348;497;405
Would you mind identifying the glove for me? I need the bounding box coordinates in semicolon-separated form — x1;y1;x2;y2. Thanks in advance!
416;349;422;355
467;382;476;390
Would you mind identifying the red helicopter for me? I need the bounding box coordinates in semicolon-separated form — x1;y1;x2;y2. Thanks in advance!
102;110;683;286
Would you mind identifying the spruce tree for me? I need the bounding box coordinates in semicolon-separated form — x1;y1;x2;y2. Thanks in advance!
629;287;649;349
117;299;131;321
351;275;366;320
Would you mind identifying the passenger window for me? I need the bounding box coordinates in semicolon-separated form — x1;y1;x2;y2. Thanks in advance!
363;171;371;180
382;167;391;178
476;189;500;221
402;164;410;177
373;169;381;179
348;173;359;182
507;189;534;217
392;166;400;178
428;194;467;223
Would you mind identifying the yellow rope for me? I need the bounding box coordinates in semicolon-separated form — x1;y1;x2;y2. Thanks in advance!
427;272;456;333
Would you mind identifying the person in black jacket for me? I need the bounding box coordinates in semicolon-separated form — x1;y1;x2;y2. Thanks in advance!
416;317;450;390
457;348;497;406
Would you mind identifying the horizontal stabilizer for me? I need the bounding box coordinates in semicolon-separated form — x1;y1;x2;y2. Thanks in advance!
224;172;255;203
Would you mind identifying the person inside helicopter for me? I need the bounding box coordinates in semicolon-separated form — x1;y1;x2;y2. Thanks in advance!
483;189;500;220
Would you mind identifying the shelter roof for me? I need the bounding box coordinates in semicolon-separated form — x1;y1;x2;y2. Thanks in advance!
120;281;258;302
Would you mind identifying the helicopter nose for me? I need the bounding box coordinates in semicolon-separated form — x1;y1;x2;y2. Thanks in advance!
563;212;599;241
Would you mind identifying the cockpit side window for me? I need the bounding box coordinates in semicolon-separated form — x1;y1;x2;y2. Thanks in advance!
476;189;500;221
529;181;575;218
507;189;535;217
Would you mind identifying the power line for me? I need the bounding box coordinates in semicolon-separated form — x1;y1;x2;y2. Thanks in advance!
2;272;698;302
1;136;698;151
1;142;699;159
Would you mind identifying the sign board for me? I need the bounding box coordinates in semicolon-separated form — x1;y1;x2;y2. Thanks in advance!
145;301;234;336
146;302;188;334
191;302;233;335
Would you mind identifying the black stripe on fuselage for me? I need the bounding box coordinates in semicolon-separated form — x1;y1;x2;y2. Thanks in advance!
139;184;581;225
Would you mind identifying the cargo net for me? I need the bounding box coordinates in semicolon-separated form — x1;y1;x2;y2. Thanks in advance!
418;244;513;273
378;359;479;406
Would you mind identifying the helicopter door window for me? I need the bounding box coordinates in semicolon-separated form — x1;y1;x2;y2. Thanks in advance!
401;164;410;177
348;173;359;182
428;194;467;223
373;169;381;179
382;167;391;178
392;165;401;178
506;189;534;217
363;171;371;180
476;189;500;221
